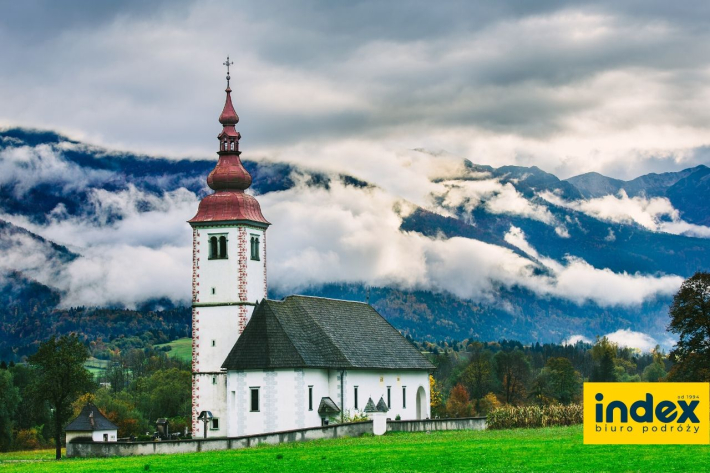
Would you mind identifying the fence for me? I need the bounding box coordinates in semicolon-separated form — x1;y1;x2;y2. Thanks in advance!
67;417;488;458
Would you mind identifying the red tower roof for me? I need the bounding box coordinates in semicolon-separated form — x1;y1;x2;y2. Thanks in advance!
218;87;239;125
189;72;269;227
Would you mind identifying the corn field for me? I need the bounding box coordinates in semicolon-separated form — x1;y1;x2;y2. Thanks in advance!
486;404;583;429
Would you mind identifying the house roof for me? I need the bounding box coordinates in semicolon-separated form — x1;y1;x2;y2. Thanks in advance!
222;295;435;371
65;404;118;432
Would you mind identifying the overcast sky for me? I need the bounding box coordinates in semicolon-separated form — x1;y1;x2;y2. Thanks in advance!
2;0;710;179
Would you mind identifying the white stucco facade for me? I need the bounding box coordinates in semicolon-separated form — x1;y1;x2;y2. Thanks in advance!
190;224;267;437
224;368;430;436
66;429;117;443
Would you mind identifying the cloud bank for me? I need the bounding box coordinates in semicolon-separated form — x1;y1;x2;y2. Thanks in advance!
1;1;709;181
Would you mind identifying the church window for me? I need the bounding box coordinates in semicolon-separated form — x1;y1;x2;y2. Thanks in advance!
308;386;313;411
250;235;260;261
230;141;235;151
212;375;217;385
209;236;218;259
387;386;391;408
219;236;227;258
211;287;216;295
403;386;406;408
354;386;359;409
250;387;260;412
211;418;219;430
211;340;216;347
209;234;228;260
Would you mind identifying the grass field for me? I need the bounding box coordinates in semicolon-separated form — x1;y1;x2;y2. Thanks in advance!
154;338;192;363
83;357;109;378
0;425;708;472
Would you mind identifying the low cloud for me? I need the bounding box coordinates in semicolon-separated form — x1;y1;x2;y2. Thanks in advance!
0;144;114;196
563;330;662;351
436;178;555;224
540;190;710;238
605;328;659;352
563;335;592;346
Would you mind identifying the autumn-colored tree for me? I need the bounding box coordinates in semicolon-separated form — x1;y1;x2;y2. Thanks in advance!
668;272;710;381
475;392;501;415
445;383;472;418
429;375;444;417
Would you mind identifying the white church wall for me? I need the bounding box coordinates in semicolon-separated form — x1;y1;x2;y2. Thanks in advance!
225;368;430;436
226;369;330;436
342;370;430;421
193;372;228;438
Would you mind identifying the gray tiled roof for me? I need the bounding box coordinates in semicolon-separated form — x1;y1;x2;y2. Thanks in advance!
222;296;435;371
65;404;118;432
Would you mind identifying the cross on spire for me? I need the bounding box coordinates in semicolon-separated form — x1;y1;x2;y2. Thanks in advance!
223;56;234;87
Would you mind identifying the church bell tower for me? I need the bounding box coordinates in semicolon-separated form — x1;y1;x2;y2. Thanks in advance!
188;58;269;437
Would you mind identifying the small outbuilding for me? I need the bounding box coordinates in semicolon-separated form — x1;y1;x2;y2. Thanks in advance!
65;404;118;443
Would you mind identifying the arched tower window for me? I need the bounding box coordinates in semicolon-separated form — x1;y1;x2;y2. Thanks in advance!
230;141;235;151
219;236;227;259
250;235;260;261
209;236;218;259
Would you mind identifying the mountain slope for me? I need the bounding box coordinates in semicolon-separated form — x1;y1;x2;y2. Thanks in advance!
1;128;709;352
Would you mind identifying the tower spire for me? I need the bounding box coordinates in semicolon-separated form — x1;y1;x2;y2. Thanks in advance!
223;55;234;88
188;62;269;225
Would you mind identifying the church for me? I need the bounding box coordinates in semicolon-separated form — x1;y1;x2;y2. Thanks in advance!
188;62;433;438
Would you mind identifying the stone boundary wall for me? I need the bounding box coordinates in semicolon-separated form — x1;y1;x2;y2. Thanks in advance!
67;417;488;458
387;417;487;432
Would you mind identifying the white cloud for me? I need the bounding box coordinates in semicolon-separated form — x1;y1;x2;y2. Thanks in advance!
434;178;555;224
563;330;663;351
605;328;659;352
503;225;683;306
563;334;592;345
0;144;113;196
540;190;710;238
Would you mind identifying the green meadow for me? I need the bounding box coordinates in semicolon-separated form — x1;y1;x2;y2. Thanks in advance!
0;425;707;472
154;338;192;363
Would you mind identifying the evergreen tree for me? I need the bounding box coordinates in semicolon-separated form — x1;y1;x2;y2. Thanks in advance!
0;370;20;451
668;272;710;381
590;337;617;382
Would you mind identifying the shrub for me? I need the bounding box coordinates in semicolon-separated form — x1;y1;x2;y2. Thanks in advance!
486;403;583;430
13;427;50;450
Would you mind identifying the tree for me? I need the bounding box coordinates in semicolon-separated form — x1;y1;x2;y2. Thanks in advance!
643;345;667;382
493;349;531;404
0;370;20;451
28;335;93;460
546;357;580;404
460;343;493;400
590;337;617;382
445;384;471;418
668;272;710;381
429;375;443;417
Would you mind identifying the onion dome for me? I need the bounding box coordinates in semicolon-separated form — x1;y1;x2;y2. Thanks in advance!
189;64;269;227
218;87;239;125
207;155;252;190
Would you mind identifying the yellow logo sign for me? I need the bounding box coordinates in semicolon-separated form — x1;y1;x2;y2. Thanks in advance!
584;382;710;444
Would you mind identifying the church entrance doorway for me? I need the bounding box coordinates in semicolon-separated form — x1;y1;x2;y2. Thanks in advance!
416;386;426;420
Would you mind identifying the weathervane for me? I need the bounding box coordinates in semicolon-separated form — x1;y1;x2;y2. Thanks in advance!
223;56;234;87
